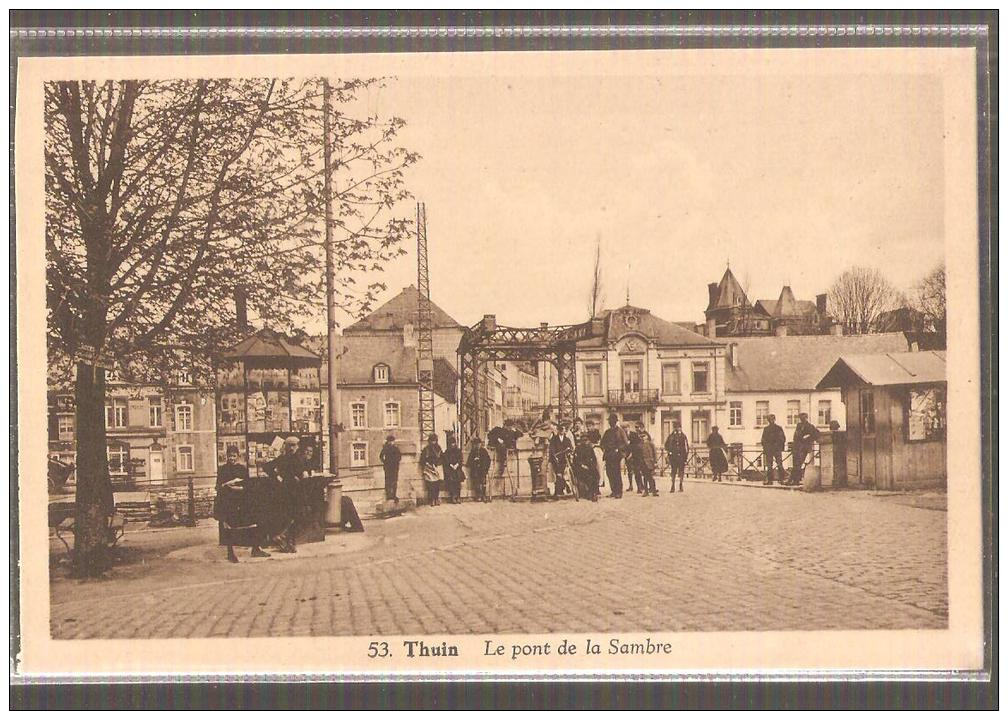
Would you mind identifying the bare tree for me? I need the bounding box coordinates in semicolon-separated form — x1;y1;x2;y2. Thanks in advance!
826;266;903;334
46;77;418;576
915;263;946;338
588;237;605;318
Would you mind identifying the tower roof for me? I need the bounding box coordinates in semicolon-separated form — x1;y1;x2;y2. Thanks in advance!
707;267;750;312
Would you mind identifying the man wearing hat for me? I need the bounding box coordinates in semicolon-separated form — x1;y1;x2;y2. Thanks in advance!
379;434;402;503
466;436;492;503
600;413;628;498
548;421;575;499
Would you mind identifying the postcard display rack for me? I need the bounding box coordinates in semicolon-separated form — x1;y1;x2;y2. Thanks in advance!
215;329;329;544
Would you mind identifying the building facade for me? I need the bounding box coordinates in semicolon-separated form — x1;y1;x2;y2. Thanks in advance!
47;373;217;489
544;304;729;448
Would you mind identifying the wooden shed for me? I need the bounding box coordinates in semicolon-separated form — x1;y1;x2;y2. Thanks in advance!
816;351;946;490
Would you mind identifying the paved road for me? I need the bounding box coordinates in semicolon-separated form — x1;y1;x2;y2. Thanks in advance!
49;481;947;639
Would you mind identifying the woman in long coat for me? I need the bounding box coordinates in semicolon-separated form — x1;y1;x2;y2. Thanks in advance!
706;426;729;482
420;433;444;506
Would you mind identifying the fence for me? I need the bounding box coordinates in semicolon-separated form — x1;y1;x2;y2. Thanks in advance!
657;443;821;481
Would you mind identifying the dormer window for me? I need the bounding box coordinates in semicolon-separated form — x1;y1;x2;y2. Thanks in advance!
373;364;390;383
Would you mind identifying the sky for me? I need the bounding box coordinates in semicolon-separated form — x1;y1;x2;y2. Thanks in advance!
312;54;948;332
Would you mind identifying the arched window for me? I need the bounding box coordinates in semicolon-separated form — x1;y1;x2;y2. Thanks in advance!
373;364;390;383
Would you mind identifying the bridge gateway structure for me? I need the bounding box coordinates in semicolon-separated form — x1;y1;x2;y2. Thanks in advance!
457;314;605;449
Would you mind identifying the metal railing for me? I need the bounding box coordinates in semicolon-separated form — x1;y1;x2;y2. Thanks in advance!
607;389;660;405
657;444;821;480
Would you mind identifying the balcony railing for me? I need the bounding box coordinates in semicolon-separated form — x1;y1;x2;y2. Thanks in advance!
607;389;660;405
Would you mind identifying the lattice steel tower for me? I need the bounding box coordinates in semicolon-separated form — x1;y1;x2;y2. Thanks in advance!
416;203;436;442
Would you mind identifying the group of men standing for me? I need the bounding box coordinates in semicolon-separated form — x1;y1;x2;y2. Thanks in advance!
375;408;822;506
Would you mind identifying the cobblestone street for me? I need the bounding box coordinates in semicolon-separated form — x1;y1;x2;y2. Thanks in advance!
49;480;948;639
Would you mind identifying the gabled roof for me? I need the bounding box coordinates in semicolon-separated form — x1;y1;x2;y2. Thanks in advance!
580;305;718;348
707;267;750;312
720;333;909;392
817;351;946;389
344;285;460;333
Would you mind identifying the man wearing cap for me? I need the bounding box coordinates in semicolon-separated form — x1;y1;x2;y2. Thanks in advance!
262;436;306;553
664;421;689;493
760;414;786;486
789;413;820;486
466;436;492;503
600;413;628;498
379;434;402;503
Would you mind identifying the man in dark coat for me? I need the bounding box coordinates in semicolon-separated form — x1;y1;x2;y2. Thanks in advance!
379;434;402;502
628;422;651;495
572;432;600;502
600;413;628;498
548;423;575;498
664;421;689;493
760;414;787;485
215;445;270;563
262;436;306;553
466;436;492;502
788;413;820;485
442;434;465;504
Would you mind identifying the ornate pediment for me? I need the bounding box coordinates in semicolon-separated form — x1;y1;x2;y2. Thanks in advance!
616;336;648;355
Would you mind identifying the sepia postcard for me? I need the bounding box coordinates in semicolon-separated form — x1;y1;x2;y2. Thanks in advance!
13;37;990;680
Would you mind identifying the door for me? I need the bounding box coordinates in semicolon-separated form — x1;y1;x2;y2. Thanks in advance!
858;388;877;487
149;451;164;485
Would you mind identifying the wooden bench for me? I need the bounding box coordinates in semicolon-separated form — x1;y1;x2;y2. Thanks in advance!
48;503;126;554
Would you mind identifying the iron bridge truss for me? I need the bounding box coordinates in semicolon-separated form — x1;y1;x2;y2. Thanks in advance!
457;315;605;449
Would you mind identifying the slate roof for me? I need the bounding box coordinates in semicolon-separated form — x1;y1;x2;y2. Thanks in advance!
580;304;719;348
326;335;417;386
706;268;750;312
344;285;460;333
817;351;946;389
720;333;909;392
433;357;458;403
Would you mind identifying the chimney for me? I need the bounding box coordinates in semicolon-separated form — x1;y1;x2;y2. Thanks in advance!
816;293;827;315
707;283;719;308
234;286;248;330
729;342;739;369
706;317;717;338
775;323;788;337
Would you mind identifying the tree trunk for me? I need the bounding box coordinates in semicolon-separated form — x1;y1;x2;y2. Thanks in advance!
72;362;114;577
